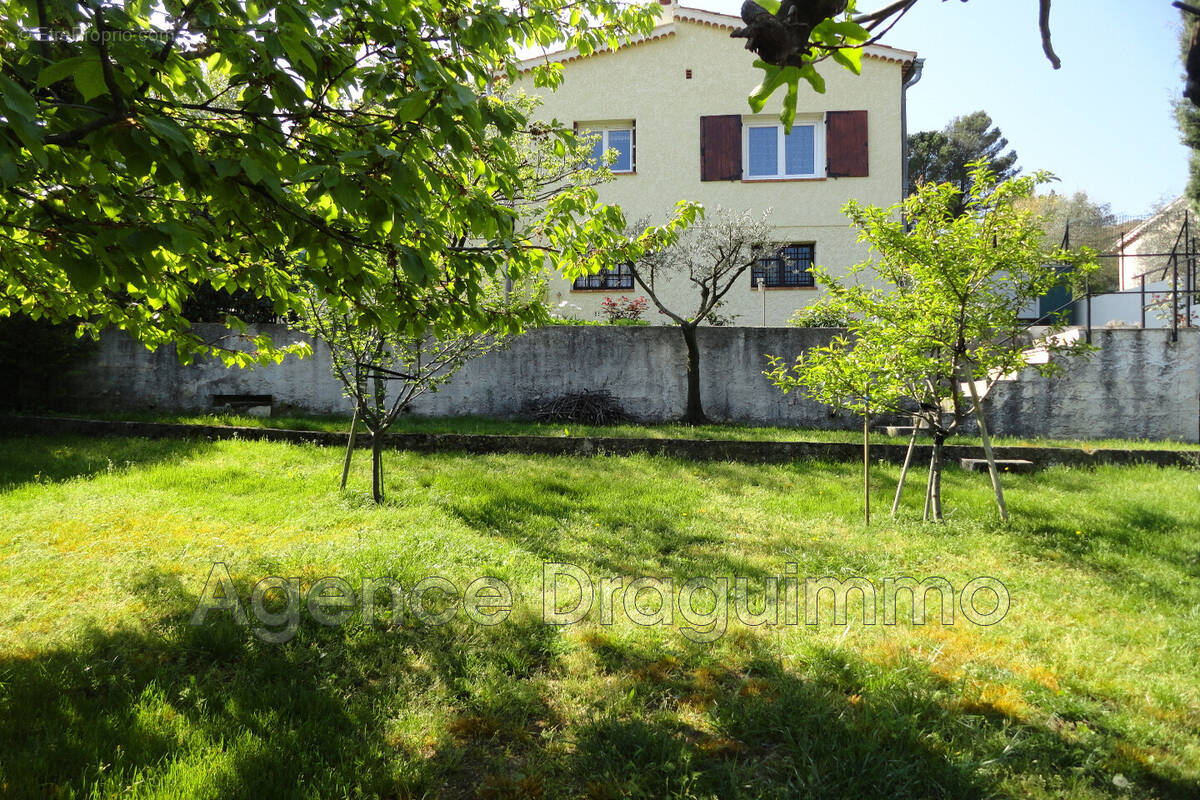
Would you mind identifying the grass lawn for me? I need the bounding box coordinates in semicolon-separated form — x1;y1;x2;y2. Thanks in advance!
1;434;1198;798
29;408;1200;451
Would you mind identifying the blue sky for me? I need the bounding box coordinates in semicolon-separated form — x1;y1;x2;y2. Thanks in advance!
700;0;1189;219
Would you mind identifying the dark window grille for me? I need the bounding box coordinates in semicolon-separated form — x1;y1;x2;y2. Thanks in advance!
572;263;634;291
752;244;815;288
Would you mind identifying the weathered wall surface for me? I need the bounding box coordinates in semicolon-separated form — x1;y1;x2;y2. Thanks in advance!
66;325;1200;443
986;329;1200;443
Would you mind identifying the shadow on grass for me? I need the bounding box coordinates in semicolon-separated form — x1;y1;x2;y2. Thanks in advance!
3;571;1197;799
1002;472;1200;605
0;434;210;493
443;464;772;581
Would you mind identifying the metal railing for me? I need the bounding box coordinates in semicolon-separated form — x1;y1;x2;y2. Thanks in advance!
1029;212;1200;343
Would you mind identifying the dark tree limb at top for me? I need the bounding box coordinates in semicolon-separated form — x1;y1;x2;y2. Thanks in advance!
732;0;1063;71
731;0;848;67
1177;2;1200;105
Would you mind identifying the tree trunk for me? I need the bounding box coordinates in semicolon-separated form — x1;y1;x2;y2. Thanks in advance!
370;429;385;504
680;323;707;424
930;431;945;522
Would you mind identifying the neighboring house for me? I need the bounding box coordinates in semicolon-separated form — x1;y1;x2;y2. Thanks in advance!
513;0;920;326
1117;196;1191;291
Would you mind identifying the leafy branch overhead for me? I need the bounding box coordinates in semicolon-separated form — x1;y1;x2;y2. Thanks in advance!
732;0;1063;131
0;0;675;365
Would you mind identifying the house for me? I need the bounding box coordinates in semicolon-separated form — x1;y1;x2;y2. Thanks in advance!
1116;196;1192;291
513;0;920;326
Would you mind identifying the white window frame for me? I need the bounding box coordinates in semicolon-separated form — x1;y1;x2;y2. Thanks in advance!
582;121;636;174
741;115;825;180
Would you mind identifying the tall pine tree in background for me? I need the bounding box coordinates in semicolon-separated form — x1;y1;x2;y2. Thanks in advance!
907;111;1019;213
1179;9;1200;209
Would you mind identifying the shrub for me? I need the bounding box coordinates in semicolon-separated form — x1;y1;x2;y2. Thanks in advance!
599;295;649;323
787;301;854;328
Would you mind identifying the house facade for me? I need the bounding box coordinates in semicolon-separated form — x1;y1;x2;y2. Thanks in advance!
514;1;920;326
1116;196;1191;291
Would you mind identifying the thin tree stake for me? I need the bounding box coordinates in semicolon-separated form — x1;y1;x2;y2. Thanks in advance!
965;374;1009;522
923;448;935;522
892;423;919;517
863;410;870;526
340;406;359;490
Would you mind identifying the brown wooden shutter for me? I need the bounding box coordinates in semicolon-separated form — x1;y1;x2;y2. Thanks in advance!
826;110;869;178
700;115;742;181
630;120;636;172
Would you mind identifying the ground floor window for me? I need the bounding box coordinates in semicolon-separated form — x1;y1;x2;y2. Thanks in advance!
752;244;815;288
572;263;634;291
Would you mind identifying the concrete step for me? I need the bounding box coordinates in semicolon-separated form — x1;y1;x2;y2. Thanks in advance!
960;458;1037;473
880;425;918;437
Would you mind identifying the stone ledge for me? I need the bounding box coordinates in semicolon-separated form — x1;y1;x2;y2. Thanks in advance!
3;415;1198;470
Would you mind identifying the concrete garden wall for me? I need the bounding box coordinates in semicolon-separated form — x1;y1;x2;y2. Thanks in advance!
65;325;1200;443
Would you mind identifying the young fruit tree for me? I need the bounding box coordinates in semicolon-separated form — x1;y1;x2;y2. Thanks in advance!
766;163;1097;522
0;0;665;363
298;98;699;502
298;282;522;504
628;208;772;424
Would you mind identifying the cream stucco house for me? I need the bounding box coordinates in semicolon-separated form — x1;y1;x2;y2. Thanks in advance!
514;1;921;326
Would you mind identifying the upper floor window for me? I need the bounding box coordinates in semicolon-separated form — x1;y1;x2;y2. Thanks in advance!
743;118;824;180
752;244;815;288
572;263;634;291
581;122;635;173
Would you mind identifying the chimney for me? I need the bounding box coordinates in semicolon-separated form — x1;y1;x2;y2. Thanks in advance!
658;0;676;24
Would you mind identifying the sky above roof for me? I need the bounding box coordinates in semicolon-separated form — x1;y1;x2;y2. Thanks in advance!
697;0;1189;219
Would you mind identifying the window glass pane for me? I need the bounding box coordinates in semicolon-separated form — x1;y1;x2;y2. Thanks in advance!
784;125;815;175
747;127;778;176
607;129;632;172
588;134;604;169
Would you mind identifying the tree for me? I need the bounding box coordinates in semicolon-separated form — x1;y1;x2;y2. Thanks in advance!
1017;190;1119;291
628;208;772;424
1178;6;1200;208
293;91;686;503
299;282;522;504
731;1;1063;131
0;0;666;364
908;111;1020;206
766;164;1096;522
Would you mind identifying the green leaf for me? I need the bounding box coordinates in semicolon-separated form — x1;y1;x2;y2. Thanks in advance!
75;60;110;102
279;33;318;75
395;96;426;123
62;253;103;292
747;61;799;114
241;156;269;185
0;75;37;120
799;64;825;94
820;19;871;43
37;56;95;88
143;116;192;151
830;47;862;76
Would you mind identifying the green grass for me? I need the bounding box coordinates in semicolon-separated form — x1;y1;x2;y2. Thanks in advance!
28;408;1200;451
1;434;1199;798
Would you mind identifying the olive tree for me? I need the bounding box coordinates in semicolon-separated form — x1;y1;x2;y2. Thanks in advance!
629;208;772;424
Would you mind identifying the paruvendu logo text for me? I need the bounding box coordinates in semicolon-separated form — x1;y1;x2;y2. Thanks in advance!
191;562;1010;644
